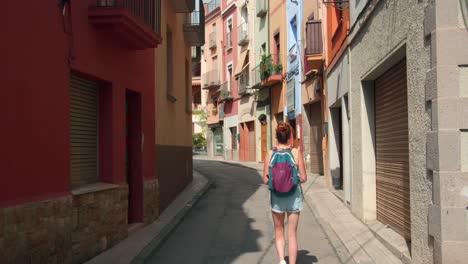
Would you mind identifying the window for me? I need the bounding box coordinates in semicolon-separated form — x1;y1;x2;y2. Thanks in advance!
274;32;280;64
290;16;297;41
186;59;191;113
70;74;99;189
227;18;233;50
167;27;176;102
227;64;233;91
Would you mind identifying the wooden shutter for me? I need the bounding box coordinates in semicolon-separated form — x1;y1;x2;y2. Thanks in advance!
287;78;295;113
375;60;411;240
309;102;323;174
70;74;99;189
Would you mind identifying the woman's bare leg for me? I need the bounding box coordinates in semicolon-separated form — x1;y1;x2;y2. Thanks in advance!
272;211;286;262
287;212;300;264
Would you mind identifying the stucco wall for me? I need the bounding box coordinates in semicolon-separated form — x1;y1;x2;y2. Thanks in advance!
326;51;350;108
349;1;431;263
155;0;193;147
224;115;239;160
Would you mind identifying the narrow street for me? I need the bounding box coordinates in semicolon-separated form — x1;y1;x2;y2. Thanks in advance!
145;160;341;264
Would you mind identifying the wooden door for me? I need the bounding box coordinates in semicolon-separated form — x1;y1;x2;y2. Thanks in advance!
248;122;256;161
261;122;267;161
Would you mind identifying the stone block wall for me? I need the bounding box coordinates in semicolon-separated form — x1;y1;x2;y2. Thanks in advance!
144;179;159;224
71;186;128;264
0;196;73;264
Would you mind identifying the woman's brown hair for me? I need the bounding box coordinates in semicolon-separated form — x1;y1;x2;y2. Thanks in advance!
276;122;291;145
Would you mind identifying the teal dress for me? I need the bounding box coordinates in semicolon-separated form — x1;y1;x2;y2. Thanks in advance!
269;148;304;213
271;185;303;213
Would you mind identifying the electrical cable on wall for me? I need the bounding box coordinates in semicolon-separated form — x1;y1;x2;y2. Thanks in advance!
60;0;75;64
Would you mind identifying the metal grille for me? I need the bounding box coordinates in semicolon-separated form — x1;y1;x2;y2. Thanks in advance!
375;59;411;240
70;75;99;189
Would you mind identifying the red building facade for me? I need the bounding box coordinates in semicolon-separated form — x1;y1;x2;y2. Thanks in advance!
0;1;160;263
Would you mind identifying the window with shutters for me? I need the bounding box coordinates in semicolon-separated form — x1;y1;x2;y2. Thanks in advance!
287;77;295;113
70;74;100;189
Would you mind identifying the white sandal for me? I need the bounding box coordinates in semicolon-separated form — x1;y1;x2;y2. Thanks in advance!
279;260;287;264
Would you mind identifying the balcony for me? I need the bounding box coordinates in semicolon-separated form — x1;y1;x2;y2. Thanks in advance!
171;0;195;13
88;0;162;49
226;31;233;51
209;32;217;50
238;22;249;46
184;0;205;46
207;103;220;125
250;64;262;88
238;67;250;95
256;0;267;17
218;82;233;102
206;0;221;15
202;70;221;89
305;20;323;72
260;54;283;87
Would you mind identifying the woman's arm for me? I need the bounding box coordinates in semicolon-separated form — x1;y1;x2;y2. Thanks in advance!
263;151;270;185
298;150;307;183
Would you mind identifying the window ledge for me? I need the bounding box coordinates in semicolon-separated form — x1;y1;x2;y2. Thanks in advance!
71;182;120;196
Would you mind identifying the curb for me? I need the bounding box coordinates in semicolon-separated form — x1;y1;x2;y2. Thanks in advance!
131;172;212;263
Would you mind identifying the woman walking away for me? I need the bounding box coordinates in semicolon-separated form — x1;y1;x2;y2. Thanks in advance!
263;122;307;264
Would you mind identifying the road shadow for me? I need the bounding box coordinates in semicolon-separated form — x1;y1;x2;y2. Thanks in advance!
145;159;265;264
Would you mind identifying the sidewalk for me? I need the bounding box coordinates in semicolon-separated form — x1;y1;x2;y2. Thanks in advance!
217;159;406;264
85;171;211;264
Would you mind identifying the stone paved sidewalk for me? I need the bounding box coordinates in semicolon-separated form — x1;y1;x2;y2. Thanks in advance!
85;171;211;264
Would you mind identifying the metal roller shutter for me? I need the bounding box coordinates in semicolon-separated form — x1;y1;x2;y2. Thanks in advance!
309;102;323;174
375;59;411;240
70;74;99;188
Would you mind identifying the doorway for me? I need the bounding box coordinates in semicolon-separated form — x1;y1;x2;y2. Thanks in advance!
259;115;268;161
126;91;143;224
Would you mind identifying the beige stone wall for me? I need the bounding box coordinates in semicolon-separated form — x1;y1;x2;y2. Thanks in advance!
71;186;128;264
143;179;159;224
155;0;193;147
0;196;72;264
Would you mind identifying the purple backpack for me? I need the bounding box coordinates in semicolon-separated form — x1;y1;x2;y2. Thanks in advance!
268;147;299;194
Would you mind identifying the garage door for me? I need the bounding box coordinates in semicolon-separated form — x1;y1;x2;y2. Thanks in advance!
309;102;323;174
70;74;99;189
375;59;411;240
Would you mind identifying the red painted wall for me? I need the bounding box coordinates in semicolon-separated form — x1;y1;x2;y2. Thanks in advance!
0;1;155;206
222;3;238;117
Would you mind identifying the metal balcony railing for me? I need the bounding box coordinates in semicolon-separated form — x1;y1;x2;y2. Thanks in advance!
251;64;261;88
305;20;323;55
218;83;232;101
95;0;161;32
256;0;267;17
202;69;221;88
206;0;221;15
209;32;217;49
238;22;249;46
238;67;250;95
183;0;205;45
226;31;233;50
